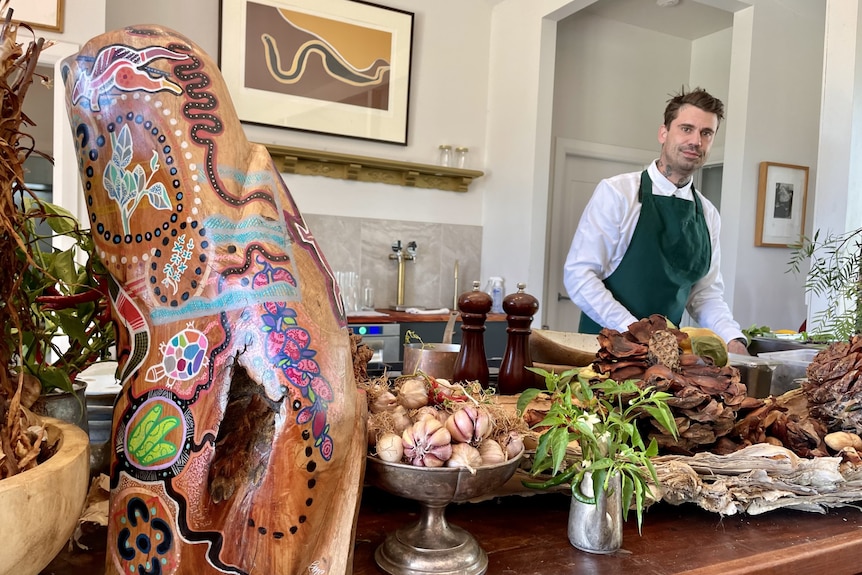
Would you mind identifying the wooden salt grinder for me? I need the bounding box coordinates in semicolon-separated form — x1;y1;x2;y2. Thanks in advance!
497;283;540;395
453;280;492;387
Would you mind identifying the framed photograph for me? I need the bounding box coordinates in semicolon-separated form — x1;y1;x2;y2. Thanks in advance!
7;0;63;32
219;0;414;145
755;162;809;247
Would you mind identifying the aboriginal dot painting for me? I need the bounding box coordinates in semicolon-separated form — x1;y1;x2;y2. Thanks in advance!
62;25;366;574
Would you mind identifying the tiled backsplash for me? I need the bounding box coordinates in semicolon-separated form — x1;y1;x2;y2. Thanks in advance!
303;214;482;311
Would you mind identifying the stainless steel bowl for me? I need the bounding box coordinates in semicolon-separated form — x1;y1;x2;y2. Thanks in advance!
366;449;523;504
365;450;524;575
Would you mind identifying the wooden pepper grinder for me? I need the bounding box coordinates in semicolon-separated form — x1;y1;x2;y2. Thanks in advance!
497;283;540;395
453;280;492;387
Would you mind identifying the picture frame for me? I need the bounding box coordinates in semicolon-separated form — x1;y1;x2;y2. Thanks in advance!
219;0;414;145
7;0;63;32
755;161;809;247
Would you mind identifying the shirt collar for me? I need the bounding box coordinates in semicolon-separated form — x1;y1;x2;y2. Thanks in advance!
648;160;694;199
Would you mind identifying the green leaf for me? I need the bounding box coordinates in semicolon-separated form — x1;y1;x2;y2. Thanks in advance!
549;427;571;475
54;308;89;343
36;366;74;393
621;473;634;518
49;246;78;286
516;387;543;416
522;465;577;490
644;405;679;439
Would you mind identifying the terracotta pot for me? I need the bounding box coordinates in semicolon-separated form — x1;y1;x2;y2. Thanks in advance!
0;417;90;575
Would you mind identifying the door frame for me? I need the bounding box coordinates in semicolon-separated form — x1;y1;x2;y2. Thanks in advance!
543;138;656;329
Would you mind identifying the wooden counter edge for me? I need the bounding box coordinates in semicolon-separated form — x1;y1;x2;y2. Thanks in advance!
676;529;862;575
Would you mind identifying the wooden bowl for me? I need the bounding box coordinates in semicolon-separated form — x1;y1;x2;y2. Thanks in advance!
0;417;90;575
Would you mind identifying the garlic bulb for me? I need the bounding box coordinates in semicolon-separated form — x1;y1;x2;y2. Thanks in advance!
376;432;404;463
478;439;505;465
391;405;413;434
398;378;429;409
370;390;398;414
413;406;449;425
402;418;452;467
504;431;525;459
446;443;483;474
445;406;492;444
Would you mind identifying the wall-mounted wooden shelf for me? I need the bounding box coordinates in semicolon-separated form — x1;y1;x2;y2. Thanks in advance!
262;143;484;192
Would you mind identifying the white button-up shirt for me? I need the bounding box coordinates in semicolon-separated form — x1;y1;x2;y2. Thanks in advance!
563;160;744;344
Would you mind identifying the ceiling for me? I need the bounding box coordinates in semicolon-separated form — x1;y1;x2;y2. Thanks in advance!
579;0;735;40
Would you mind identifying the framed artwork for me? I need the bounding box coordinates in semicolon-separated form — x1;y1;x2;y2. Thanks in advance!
219;0;414;145
755;162;809;247
7;0;63;32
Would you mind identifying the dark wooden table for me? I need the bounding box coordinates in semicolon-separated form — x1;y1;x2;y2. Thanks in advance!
42;488;862;575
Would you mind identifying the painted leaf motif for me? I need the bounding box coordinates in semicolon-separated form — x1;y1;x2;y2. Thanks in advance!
127;404;181;466
122;170;137;204
146;182;171;210
113;124;133;168
128;404;161;454
135;417;180;464
133;164;146;193
149;150;160;173
103;163;122;202
138;441;178;466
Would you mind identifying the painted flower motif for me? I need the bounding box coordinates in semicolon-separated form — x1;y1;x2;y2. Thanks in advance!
253;259;334;461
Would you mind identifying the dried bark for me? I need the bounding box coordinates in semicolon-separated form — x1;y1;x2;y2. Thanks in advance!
803;334;862;434
592;315;748;454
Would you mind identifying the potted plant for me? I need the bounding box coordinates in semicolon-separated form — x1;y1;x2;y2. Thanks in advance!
0;12;95;574
516;366;678;553
1;9;113;472
790;229;862;342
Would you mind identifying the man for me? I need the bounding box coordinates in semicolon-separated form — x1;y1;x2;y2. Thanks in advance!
563;87;748;355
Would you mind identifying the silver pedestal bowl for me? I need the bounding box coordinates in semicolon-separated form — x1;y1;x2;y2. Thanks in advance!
365;450;524;575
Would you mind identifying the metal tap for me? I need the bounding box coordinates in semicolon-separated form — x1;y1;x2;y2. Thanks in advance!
389;240;417;308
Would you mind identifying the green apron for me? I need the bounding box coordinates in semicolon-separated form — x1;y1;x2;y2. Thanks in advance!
579;170;711;334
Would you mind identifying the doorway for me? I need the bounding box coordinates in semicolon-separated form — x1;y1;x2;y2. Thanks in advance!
543;139;654;331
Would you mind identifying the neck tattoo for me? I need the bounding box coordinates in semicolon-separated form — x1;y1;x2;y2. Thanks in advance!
656;160;691;188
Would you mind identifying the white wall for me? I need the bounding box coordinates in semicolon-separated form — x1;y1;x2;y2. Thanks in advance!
727;1;825;331
691;27;734;153
552;13;695;150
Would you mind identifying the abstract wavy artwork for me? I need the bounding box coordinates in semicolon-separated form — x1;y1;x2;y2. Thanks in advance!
246;1;391;110
220;0;414;144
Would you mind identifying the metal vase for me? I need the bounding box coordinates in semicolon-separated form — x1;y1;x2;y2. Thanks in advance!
31;381;89;435
567;471;623;554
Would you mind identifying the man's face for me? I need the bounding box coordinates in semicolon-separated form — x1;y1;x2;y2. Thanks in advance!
658;104;718;177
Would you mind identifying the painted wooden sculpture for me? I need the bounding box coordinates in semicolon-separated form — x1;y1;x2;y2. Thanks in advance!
62;25;366;574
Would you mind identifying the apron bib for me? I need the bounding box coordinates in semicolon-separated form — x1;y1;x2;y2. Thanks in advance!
579;170;711;334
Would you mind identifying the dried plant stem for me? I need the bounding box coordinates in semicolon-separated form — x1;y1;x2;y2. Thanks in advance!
0;7;49;479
